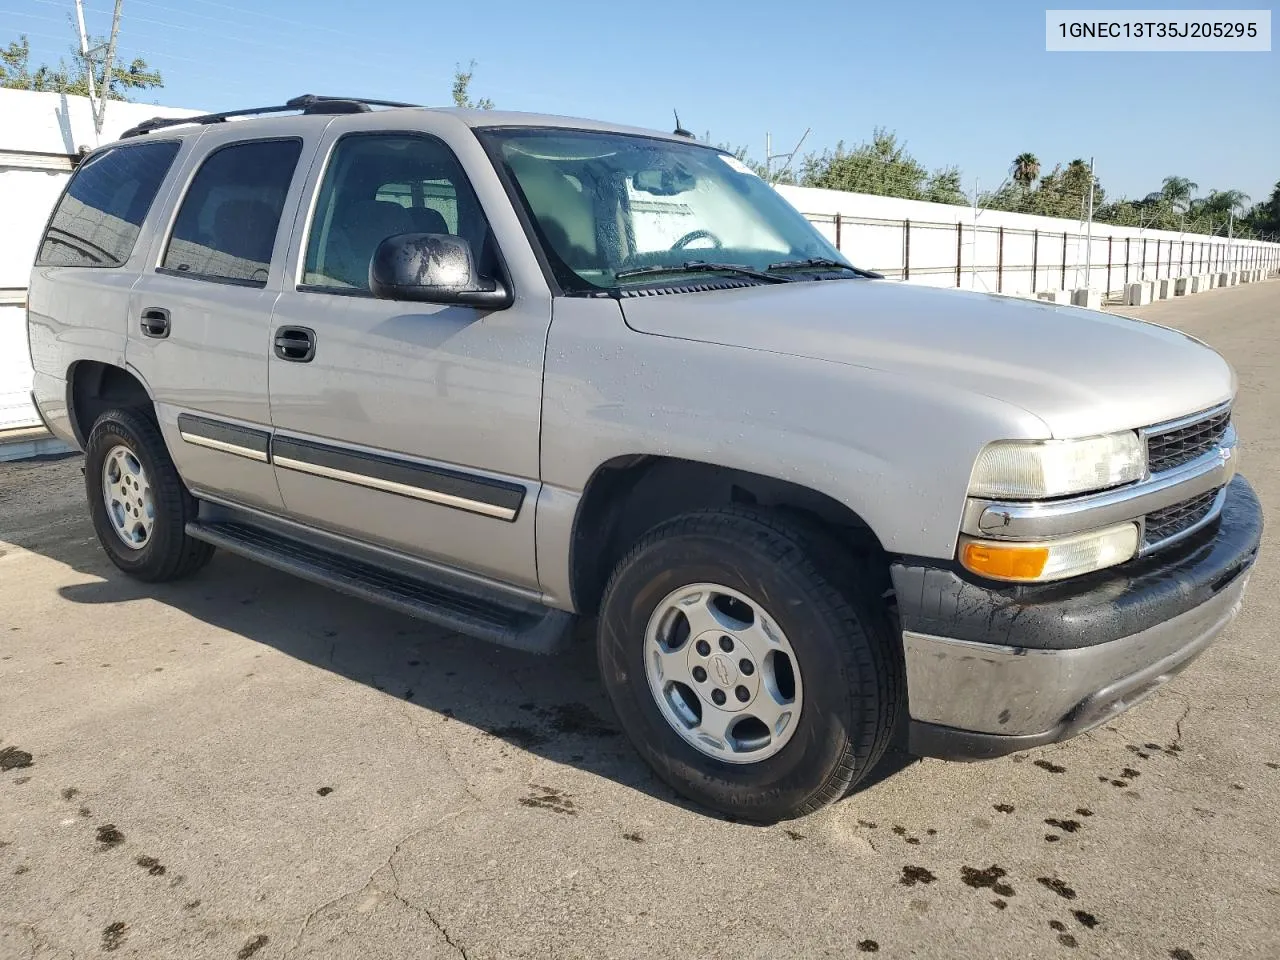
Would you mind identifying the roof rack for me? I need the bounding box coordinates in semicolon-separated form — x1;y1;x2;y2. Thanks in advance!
119;94;422;139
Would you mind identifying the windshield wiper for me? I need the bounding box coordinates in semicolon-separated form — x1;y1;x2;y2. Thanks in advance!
614;261;791;284
767;257;883;279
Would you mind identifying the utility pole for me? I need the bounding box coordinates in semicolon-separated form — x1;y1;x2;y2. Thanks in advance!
73;0;125;137
760;128;809;184
1227;208;1234;272
96;0;125;137
1084;156;1095;289
73;0;98;121
971;177;980;291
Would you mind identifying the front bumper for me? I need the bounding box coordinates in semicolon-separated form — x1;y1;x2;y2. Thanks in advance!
893;473;1262;760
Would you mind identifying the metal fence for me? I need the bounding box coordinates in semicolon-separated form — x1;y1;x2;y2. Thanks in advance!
799;211;1280;297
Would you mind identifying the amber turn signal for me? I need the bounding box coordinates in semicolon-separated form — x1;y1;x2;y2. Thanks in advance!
959;523;1139;583
961;542;1050;581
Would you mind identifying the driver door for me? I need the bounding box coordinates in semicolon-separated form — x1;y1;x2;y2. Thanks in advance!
268;119;551;590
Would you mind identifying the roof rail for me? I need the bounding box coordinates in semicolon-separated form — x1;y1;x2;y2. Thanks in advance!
119;94;422;139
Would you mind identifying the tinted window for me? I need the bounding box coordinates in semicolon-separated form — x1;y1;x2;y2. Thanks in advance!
36;140;180;267
303;134;496;291
162;138;302;286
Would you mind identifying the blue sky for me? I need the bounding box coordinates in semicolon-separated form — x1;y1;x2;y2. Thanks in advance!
6;0;1277;204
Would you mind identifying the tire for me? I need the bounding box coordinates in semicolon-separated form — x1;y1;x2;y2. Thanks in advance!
598;507;902;822
84;407;214;582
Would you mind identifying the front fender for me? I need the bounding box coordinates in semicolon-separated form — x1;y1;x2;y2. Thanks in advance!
538;298;1048;584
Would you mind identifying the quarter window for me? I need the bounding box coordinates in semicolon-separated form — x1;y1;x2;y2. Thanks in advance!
36;140;180;268
161;138;302;286
303;134;496;292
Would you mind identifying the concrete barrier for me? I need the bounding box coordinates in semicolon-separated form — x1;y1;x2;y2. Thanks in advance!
1190;275;1207;293
1174;277;1189;296
1158;278;1176;299
1071;288;1102;309
1125;282;1152;306
1036;289;1070;304
1218;272;1230;287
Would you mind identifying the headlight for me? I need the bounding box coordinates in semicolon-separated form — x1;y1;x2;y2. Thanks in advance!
969;432;1145;500
960;523;1139;583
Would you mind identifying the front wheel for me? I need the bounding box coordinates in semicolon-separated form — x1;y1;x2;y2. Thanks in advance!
84;408;214;582
597;508;902;822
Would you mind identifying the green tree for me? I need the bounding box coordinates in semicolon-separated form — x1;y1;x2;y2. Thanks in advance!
1159;175;1198;212
984;159;1104;219
924;165;965;204
452;60;493;110
1195;188;1251;221
1242;181;1280;237
1010;152;1040;192
1;34;161;100
799;128;960;203
1062;159;1104;210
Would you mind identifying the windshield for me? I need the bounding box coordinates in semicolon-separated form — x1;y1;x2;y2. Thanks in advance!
478;128;854;293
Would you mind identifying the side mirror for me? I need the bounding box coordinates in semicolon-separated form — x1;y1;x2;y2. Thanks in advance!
369;233;512;309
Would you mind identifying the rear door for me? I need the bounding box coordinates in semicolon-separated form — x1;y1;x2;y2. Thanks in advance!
127;125;322;511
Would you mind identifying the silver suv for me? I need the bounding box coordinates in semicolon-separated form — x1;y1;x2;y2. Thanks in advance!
27;95;1262;821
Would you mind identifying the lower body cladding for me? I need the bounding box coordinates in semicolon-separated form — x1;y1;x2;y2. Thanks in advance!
892;474;1263;760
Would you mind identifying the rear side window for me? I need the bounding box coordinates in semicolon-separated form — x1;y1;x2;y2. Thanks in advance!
161;138;302;287
36;140;180;268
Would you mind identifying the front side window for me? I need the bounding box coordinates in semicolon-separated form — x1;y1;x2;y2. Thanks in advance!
36;140;180;268
161;138;302;287
479;128;850;293
303;133;496;292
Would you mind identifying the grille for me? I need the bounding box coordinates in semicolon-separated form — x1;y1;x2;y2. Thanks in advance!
1143;488;1221;546
1146;408;1230;473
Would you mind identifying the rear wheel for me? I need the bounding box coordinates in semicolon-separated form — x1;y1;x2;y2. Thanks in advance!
84;408;213;582
598;508;902;822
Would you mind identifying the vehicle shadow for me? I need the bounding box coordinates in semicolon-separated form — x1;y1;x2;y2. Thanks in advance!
7;485;919;821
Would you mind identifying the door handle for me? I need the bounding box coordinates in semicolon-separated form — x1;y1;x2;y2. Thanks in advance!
274;325;316;363
140;307;171;339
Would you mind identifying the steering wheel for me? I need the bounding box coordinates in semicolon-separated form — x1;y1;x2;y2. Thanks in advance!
671;230;723;251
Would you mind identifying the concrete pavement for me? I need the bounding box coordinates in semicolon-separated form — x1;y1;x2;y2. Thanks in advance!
1;279;1277;960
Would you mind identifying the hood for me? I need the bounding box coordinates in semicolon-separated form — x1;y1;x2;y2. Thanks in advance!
618;280;1234;438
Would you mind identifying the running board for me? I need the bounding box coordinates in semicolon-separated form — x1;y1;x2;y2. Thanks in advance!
185;519;575;655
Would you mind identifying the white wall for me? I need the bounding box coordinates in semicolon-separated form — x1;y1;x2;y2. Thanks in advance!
775;184;1279;296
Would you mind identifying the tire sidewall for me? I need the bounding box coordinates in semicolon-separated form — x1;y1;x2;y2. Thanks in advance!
599;521;884;819
85;412;183;576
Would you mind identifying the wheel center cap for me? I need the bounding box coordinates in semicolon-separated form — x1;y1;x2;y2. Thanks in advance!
710;653;737;687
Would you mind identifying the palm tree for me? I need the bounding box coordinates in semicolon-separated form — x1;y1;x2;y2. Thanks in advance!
1206;189;1251;217
1159;176;1199;213
1010;152;1040;192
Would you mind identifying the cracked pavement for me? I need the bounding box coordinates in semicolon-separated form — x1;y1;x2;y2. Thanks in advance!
2;279;1278;959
